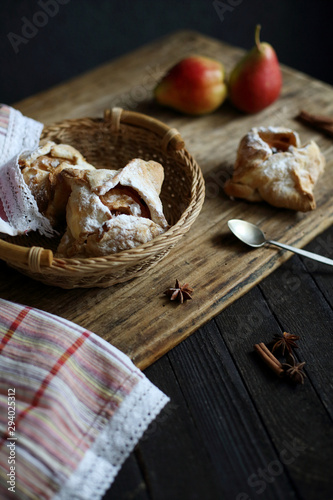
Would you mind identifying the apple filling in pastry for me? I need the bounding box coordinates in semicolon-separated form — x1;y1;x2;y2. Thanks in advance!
224;127;325;211
20;143;169;257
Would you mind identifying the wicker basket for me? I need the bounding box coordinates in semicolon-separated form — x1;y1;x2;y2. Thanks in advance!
0;108;205;288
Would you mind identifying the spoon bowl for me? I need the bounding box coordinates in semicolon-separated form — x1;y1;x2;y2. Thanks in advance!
228;219;333;266
228;219;266;248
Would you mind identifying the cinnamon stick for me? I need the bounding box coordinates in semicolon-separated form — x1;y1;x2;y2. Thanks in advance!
296;110;333;138
254;342;284;377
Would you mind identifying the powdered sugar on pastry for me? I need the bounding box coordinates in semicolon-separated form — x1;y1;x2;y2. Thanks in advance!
65;183;111;240
19;141;96;170
85;159;168;229
85;215;165;256
56;157;169;257
21;144;169;257
224;127;325;211
19;141;96;225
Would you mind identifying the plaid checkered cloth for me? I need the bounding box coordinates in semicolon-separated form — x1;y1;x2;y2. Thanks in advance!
0;299;169;499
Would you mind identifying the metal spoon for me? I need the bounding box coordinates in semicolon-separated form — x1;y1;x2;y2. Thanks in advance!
228;219;333;266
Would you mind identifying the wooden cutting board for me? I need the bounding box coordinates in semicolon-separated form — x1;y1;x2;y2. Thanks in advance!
2;31;333;369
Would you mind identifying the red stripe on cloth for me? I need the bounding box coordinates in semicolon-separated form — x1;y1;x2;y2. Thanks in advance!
16;330;90;424
0;307;31;354
0;105;10;114
0;330;90;446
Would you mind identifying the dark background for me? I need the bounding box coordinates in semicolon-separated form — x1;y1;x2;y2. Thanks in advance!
1;0;333;105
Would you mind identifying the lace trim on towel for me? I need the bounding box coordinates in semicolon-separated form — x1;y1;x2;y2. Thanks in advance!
0;104;54;236
53;376;170;500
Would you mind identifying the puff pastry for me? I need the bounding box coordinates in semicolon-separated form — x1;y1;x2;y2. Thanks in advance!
20;142;169;257
224;127;325;211
19;141;95;225
57;158;169;257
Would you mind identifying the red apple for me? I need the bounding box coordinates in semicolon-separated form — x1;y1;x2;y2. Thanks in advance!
154;55;227;115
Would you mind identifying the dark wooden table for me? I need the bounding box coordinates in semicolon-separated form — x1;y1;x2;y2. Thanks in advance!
104;226;333;500
1;31;333;500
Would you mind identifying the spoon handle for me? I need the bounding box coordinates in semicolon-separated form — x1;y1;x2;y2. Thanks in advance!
267;240;333;266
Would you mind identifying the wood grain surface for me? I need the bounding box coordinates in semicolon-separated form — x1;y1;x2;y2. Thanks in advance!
106;231;333;500
2;31;333;370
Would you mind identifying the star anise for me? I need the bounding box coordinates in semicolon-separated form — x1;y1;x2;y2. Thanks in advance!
282;353;306;385
271;332;300;355
164;279;193;303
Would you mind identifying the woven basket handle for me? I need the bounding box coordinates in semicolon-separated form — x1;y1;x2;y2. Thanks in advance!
104;108;185;151
0;240;53;270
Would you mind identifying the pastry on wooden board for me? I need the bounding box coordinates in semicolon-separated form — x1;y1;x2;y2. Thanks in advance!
19;144;169;257
224;127;325;211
